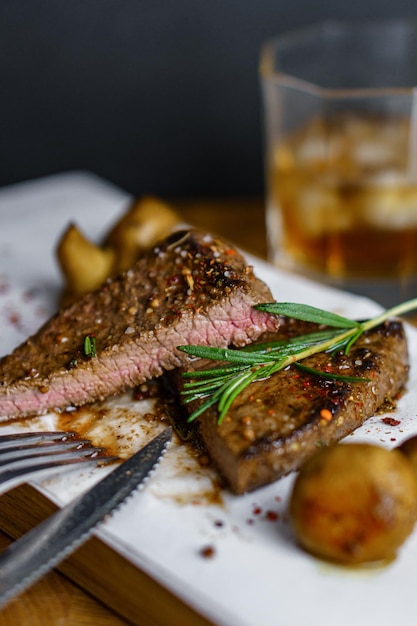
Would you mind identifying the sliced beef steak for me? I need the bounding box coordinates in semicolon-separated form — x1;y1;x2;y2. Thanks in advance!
172;318;409;493
0;229;279;420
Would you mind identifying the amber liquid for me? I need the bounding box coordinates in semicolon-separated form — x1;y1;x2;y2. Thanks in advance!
268;115;417;292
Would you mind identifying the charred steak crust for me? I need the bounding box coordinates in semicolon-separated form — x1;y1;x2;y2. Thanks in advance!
173;318;409;494
0;229;279;419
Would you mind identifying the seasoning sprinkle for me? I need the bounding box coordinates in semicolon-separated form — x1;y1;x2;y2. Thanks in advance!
320;408;333;422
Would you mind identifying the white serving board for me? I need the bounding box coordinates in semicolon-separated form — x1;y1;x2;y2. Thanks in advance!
1;171;417;626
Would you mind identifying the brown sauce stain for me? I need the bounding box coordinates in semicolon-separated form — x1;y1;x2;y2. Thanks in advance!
11;382;226;509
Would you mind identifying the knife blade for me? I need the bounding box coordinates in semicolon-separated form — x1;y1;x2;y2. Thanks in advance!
0;426;172;609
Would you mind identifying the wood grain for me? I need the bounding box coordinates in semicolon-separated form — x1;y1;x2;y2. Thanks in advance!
0;484;215;626
0;530;129;626
0;533;128;625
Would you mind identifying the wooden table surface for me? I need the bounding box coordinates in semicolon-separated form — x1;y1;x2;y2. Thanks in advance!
0;197;267;626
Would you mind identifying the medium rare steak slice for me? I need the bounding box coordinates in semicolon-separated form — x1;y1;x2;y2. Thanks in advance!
0;229;279;420
172;318;409;493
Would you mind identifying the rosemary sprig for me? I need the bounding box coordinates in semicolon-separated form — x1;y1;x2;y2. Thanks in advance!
178;298;417;424
83;334;97;358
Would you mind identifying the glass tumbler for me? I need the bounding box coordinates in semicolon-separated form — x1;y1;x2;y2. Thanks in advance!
260;20;417;306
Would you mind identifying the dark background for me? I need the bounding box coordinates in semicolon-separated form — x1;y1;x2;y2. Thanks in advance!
1;1;416;197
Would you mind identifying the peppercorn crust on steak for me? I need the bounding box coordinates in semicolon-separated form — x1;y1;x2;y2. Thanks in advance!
171;318;409;493
0;229;280;420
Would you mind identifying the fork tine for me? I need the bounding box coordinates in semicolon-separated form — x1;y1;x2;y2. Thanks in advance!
0;454;119;496
0;431;119;496
0;431;77;451
0;440;97;466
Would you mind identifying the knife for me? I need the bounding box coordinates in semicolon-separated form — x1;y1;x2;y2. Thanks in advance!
0;426;172;609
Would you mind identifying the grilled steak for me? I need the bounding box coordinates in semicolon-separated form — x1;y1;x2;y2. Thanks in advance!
172;318;409;493
0;229;279;420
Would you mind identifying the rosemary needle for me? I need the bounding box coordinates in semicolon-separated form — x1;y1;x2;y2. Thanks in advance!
177;298;417;424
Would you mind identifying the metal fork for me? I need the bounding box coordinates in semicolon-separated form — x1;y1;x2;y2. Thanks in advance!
0;431;119;495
